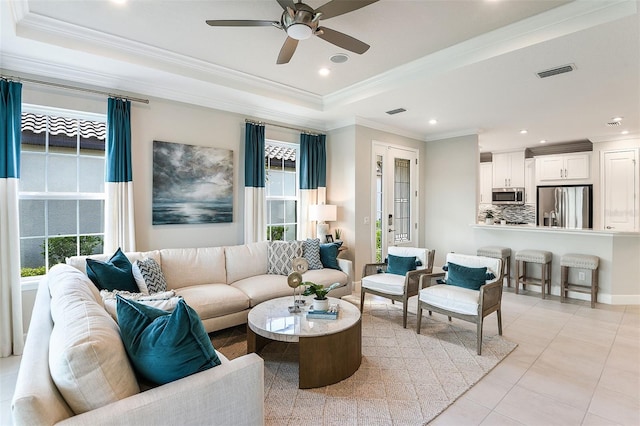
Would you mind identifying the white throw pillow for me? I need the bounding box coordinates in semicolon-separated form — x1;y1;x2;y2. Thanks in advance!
100;289;181;321
47;264;139;414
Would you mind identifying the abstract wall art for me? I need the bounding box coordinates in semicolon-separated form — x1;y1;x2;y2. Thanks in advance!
152;140;233;225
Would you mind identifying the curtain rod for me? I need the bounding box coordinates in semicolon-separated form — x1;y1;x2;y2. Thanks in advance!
245;118;320;136
1;74;150;104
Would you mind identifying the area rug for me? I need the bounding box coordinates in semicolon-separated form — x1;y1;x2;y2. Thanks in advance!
210;295;517;426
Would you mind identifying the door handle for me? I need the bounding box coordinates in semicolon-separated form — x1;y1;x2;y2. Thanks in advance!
388;229;395;233
565;168;568;178
606;226;613;229
560;169;563;178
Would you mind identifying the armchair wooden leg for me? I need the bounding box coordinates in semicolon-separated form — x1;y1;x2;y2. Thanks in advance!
515;260;520;294
448;316;452;322
359;289;365;313
477;318;483;356
497;310;502;335
416;304;423;334
402;301;408;329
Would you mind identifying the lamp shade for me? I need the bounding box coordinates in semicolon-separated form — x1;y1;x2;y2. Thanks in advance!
309;204;337;222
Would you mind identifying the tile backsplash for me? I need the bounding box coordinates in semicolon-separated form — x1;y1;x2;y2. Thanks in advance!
478;204;536;224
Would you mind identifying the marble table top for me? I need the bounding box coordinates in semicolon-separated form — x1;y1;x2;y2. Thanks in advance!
247;296;361;343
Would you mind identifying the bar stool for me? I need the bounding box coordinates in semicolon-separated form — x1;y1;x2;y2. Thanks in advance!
515;249;552;298
477;246;511;287
561;253;599;308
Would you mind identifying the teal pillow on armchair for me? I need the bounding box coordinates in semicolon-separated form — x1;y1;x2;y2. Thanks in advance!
386;254;417;276
446;262;487;290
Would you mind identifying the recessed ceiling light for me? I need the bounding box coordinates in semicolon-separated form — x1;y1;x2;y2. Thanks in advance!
540;140;547;144
520;129;528;134
621;130;629;135
330;53;349;64
111;0;127;4
318;68;330;76
612;116;623;122
428;119;438;125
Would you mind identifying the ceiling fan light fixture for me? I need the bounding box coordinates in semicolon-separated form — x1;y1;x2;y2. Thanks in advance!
287;23;312;40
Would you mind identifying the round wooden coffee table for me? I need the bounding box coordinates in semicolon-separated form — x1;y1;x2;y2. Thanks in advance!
247;296;362;389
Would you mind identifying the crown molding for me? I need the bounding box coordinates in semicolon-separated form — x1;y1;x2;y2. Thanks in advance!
323;0;637;110
13;6;324;111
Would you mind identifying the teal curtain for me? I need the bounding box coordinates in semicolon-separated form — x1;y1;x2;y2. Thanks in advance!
244;122;266;243
104;97;136;252
106;98;133;183
299;133;327;239
244;123;265;188
0;79;24;356
300;133;326;190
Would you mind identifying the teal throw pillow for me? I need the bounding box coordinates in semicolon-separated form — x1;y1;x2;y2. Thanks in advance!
319;242;342;270
116;296;221;385
86;248;138;292
446;262;487;290
387;254;417;276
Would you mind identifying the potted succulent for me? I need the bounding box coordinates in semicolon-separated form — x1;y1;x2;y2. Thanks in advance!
485;211;495;225
302;282;341;311
334;228;342;242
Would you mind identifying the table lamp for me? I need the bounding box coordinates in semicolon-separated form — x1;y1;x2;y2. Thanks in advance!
309;204;337;240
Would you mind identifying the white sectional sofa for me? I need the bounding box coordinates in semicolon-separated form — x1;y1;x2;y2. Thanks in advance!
12;241;353;425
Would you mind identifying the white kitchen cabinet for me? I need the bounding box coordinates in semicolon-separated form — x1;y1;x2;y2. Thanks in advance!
492;151;525;188
536;153;590;181
524;158;535;204
479;162;492;204
601;149;639;231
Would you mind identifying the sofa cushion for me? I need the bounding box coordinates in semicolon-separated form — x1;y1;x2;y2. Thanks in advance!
85;248;138;292
225;241;268;283
268;240;303;275
319;242;342;270
100;289;181;321
303;238;323;270
231;274;292;307
419;284;479;316
47;264;140;414
302;268;349;289
117;297;221;385
175;284;251;319
160;247;226;289
66;250;161;275
134;257;168;293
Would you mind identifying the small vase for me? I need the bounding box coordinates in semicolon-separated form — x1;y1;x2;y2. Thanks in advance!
485;218;494;225
313;298;329;312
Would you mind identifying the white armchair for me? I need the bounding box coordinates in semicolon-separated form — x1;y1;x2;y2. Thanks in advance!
360;247;435;328
417;253;503;355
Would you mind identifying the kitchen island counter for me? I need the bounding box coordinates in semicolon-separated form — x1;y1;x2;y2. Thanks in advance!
472;224;640;305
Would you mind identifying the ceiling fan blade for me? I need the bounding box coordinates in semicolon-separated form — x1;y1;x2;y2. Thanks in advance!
315;0;379;20
276;0;296;10
316;27;370;54
206;20;278;27
277;37;299;64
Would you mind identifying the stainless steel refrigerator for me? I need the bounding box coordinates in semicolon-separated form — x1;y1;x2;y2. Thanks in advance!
537;185;592;229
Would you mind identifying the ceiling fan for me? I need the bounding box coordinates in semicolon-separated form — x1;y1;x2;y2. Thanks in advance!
206;0;379;64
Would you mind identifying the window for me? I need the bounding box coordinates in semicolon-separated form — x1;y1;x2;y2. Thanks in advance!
19;107;106;277
265;141;298;241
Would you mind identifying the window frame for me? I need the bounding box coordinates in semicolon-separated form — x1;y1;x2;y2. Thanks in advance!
19;104;107;279
264;139;299;241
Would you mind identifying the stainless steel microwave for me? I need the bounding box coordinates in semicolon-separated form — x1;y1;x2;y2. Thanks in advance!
492;187;525;205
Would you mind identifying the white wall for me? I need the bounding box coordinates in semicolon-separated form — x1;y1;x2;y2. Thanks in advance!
423;134;479;266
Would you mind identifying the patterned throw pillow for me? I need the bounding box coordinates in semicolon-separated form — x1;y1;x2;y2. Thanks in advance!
303;238;323;270
268;240;303;275
134;258;167;294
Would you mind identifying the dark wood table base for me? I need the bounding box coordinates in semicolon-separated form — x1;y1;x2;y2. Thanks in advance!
247;318;362;389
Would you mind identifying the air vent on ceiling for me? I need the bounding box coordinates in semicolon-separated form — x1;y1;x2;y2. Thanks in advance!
386;108;406;115
536;64;575;79
606;121;622;127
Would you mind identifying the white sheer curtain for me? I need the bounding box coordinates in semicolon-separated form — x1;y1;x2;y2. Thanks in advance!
0;80;24;357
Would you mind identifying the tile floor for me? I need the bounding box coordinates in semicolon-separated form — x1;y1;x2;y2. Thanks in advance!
1;288;638;425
